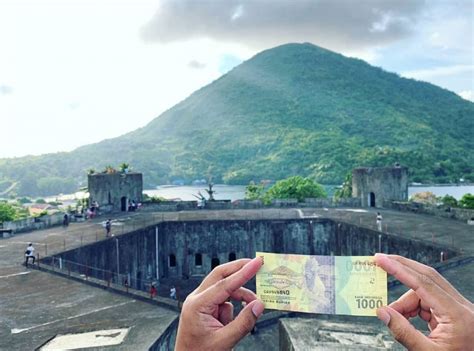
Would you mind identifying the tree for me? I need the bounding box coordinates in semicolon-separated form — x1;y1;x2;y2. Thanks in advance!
204;182;216;201
119;163;130;173
334;172;352;199
0;202;16;223
17;197;32;204
459;193;474;209
18;172;39;196
410;191;438;205
245;181;266;200
36;177;76;196
265;176;327;202
440;194;457;207
104;165;116;174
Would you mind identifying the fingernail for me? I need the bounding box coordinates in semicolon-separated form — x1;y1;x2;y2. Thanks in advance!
377;307;391;326
251;300;264;318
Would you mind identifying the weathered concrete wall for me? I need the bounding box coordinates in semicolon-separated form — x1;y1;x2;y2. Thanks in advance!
140;197;361;212
141;201;198;212
352;167;408;208
50;226;158;290
2;212;65;234
50;219;456;293
149;317;178;351
88;172;143;212
387;201;474;223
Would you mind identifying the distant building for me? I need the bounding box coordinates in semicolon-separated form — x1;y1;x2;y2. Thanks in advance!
88;172;143;212
352;166;408;207
28;203;53;216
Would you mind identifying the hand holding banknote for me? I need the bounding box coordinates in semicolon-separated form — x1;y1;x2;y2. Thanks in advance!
375;254;474;350
175;258;264;351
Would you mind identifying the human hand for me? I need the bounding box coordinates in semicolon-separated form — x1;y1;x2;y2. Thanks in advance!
375;254;474;350
175;257;264;351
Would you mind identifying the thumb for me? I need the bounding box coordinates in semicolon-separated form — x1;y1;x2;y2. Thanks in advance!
215;300;264;350
377;306;436;351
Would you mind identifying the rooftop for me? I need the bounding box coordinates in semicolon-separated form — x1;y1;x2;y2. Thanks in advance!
1;207;472;350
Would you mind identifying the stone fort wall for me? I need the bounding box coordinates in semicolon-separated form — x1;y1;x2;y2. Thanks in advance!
50;219;456;292
352;167;408;207
88;172;143;212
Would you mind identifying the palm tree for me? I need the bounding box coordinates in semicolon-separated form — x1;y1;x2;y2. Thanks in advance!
104;165;116;174
119;163;130;173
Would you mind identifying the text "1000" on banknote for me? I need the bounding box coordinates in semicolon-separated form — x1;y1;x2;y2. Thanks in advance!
256;252;387;316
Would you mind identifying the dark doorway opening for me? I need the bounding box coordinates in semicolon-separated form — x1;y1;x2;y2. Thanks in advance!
195;253;202;266
169;254;176;267
121;196;127;211
369;192;376;207
211;257;220;270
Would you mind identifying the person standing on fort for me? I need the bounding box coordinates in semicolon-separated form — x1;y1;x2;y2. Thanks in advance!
105;219;112;237
376;212;383;231
170;286;177;300
150;283;157;299
63;213;69;228
24;243;35;267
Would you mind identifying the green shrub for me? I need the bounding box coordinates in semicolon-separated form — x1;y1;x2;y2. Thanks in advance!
459;193;474;209
0;202;16;223
265;176;327;202
440;194;457;207
245;182;266;201
334;172;352;199
17;197;32;204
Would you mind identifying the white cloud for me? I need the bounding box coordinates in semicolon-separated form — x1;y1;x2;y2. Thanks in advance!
141;0;426;51
0;0;251;158
0;0;472;159
0;84;13;95
459;90;474;102
188;60;207;69
231;4;244;22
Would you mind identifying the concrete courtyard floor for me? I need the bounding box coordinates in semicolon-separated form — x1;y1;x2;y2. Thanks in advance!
1;207;473;350
0;266;177;350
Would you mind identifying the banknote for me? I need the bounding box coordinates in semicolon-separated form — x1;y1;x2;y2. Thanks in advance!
256;252;387;316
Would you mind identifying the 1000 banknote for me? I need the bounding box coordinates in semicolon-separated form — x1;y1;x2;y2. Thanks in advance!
256;252;387;316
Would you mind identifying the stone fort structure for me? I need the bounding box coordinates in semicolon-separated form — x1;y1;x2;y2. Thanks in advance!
53;218;451;291
88;172;143;212
352;166;408;208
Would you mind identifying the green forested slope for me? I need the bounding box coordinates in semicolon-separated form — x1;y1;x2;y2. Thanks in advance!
1;43;473;196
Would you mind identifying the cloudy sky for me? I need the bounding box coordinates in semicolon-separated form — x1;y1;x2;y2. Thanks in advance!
0;0;472;158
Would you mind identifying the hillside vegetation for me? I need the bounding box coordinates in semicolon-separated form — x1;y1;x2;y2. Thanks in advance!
1;43;473;196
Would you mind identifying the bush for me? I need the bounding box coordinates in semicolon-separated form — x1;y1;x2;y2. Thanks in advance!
334;172;352;199
440;194;457;207
410;191;438;205
143;195;166;203
245;182;266;201
459;193;474;209
17;197;32;204
0;202;16;223
265;176;327;202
